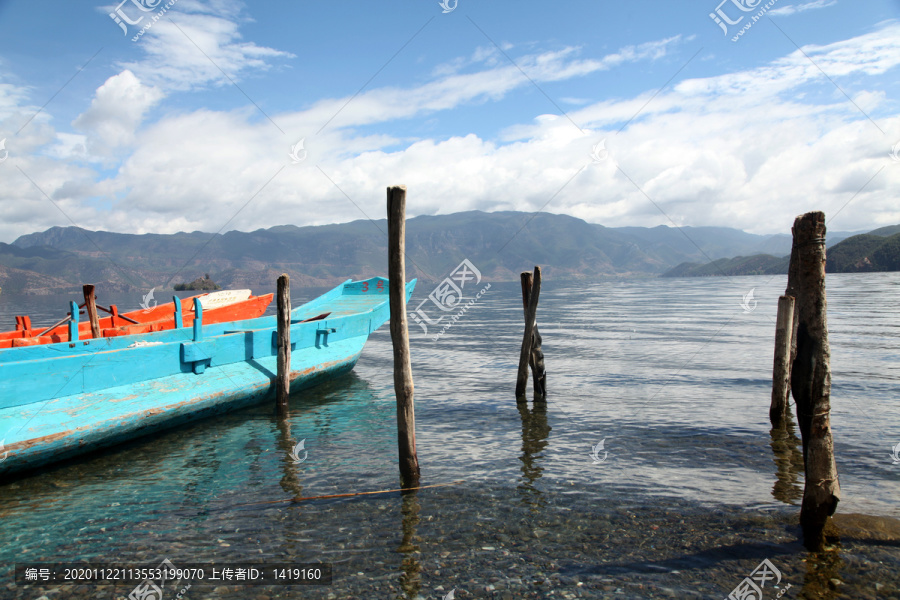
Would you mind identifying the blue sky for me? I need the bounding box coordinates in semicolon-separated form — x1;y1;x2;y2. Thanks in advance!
0;0;898;243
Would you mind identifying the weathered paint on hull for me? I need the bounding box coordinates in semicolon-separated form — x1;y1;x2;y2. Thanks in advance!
0;337;364;478
0;277;415;480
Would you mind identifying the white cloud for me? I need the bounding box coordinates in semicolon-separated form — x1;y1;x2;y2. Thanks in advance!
112;0;293;92
72;70;164;158
770;0;838;17
2;19;900;244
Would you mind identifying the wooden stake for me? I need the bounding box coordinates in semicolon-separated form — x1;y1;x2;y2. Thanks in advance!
785;233;801;390
790;211;840;551
387;185;420;488
276;273;291;414
83;285;101;339
520;272;546;396
515;266;542;398
770;294;795;425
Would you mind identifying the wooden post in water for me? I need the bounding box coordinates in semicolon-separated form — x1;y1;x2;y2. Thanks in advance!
770;294;795;425
515;266;542;399
83;285;101;339
276;273;291;415
789;211;840;551
520;271;546;396
784;233;801;392
387;185;420;488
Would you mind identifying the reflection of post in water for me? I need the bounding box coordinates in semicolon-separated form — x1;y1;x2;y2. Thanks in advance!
769;409;804;505
517;400;551;509
275;412;304;499
396;490;422;599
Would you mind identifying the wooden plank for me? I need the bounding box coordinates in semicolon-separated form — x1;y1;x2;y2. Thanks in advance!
68;301;79;342
790;210;840;551
515;266;541;398
387;185;420;488
276;273;291;413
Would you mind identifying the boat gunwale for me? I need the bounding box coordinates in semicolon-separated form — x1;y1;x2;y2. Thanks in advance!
0;277;413;362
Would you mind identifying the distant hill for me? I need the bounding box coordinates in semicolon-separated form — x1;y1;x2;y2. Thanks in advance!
662;226;900;277
867;224;900;237
0;212;888;294
661;254;789;278
826;232;900;273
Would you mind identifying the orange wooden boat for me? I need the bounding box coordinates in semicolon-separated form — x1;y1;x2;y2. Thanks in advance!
0;289;273;349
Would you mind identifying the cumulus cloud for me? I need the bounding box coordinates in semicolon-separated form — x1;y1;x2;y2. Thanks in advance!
72;70;164;158
1;16;899;244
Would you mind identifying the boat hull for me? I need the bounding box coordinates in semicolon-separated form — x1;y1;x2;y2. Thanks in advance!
0;337;364;477
0;277;414;479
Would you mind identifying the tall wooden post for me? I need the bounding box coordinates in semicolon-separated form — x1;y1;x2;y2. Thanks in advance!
276;274;291;414
520;272;546;396
516;266;542;398
83;285;101;339
387;185;420;488
790;211;839;551
770;294;795;425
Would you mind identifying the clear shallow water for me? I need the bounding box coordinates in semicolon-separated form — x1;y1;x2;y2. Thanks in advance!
0;273;898;599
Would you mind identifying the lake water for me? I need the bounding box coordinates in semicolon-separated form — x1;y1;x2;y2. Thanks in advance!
0;273;898;599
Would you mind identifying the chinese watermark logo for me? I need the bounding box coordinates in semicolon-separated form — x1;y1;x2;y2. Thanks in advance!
590;139;608;163
289;139;307;163
590;439;608;464
890;141;900;163
740;288;757;313
890;441;900;465
128;557;177;600
140;288;157;313
726;558;790;600
709;0;781;42
409;259;491;341
439;0;457;14
109;0;180;42
290;439;308;464
0;439;8;464
0;138;8;164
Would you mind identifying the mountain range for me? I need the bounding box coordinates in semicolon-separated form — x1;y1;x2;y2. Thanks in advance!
0;211;890;295
661;224;900;277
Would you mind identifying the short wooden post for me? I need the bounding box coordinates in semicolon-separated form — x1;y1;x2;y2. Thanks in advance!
515;266;542;398
172;296;183;329
770;294;795;425
68;301;79;342
520;272;546;396
192;297;203;341
83;285;101;339
789;211;840;551
276;273;291;414
387;185;420;488
785;235;800;383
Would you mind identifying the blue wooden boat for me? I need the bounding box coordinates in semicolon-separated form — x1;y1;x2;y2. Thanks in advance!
0;276;415;478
